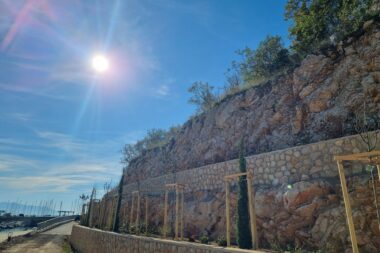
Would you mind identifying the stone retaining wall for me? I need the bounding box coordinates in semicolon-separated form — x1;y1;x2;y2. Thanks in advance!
70;225;265;253
122;130;380;194
94;131;380;252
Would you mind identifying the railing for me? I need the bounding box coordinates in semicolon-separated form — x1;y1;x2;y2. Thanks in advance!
37;215;78;231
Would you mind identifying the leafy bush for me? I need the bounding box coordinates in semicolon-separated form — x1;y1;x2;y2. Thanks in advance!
216;236;227;247
237;36;294;82
121;126;180;167
200;234;209;244
129;225;137;234
188;81;217;113
146;224;160;235
188;235;196;242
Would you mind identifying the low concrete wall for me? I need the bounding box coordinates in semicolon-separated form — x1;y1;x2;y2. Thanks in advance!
37;215;77;231
70;225;265;253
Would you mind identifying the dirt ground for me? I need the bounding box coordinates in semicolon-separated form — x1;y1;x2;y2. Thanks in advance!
0;221;75;253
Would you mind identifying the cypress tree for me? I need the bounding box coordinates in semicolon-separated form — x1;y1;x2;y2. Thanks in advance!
236;140;252;249
113;173;124;232
85;187;96;227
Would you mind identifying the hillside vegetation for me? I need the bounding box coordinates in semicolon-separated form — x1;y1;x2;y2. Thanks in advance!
122;0;380;182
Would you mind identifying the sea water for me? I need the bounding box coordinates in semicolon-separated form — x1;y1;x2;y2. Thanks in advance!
0;228;33;243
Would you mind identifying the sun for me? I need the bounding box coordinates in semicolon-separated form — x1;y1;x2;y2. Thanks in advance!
91;54;109;73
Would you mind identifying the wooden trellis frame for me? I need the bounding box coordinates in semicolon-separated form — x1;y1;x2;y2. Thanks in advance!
163;183;185;240
334;150;380;253
224;172;258;249
130;191;140;232
129;191;150;234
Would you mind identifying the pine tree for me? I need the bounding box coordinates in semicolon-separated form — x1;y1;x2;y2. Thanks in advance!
236;140;252;249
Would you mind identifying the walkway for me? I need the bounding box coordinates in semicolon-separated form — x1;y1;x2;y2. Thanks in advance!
0;221;75;253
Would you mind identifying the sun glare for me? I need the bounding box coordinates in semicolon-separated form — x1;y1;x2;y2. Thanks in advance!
92;54;109;73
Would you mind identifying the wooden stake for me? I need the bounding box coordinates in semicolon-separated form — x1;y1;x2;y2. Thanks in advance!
180;189;184;240
163;189;168;238
136;192;140;234
247;175;258;249
145;196;148;234
377;164;380;184
225;180;231;247
175;185;179;240
337;160;359;253
224;172;248;179
130;194;134;229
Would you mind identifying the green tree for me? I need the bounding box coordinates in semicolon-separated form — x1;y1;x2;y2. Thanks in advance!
85;187;96;227
144;129;168;149
188;81;217;113
224;63;242;95
237;35;292;82
285;0;377;55
79;194;89;226
121;144;139;166
236;140;252;249
112;173;124;232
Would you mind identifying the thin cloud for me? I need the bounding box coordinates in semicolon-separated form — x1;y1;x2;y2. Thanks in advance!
6;112;33;122
0;164;9;172
0;153;41;171
0;82;73;101
0;176;86;193
0;130;134;195
156;85;170;96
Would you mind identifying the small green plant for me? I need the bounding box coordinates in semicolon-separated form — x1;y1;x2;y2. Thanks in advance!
62;238;73;253
146;224;159;236
217;236;227;247
285;245;304;253
200;234;209;244
269;240;282;252
129;225;137;234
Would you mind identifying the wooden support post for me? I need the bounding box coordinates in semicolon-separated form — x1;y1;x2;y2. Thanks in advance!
180;189;184;240
337;160;359;253
130;194;134;229
175;185;180;240
373;164;380;234
80;204;86;224
163;189;168;238
136;192;140;234
123;203;128;228
145;196;148;234
225;180;231;247
247;174;258;249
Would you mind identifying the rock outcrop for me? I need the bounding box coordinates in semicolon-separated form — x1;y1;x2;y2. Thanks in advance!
136;177;380;252
125;21;380;184
113;21;380;253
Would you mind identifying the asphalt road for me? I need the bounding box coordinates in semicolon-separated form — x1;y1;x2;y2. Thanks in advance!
0;221;75;253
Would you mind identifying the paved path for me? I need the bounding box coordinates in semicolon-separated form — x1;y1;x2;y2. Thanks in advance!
0;221;75;253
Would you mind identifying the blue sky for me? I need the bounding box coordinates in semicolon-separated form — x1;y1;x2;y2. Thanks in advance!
0;0;289;211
